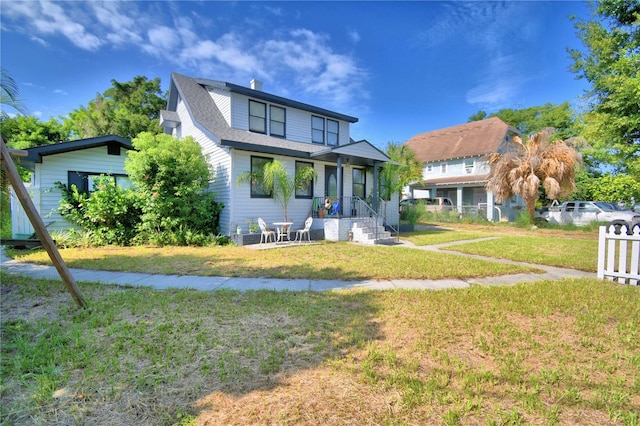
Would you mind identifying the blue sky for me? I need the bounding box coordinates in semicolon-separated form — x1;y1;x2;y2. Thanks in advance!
1;1;591;149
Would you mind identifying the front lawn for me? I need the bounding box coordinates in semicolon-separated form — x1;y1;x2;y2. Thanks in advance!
8;242;542;280
1;274;638;425
402;226;599;271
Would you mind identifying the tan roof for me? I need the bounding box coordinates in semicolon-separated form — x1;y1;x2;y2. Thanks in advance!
405;117;518;162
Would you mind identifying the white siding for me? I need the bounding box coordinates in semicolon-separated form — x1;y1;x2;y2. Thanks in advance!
21;147;131;233
424;155;489;179
230;93;250;131
229;92;350;146
176;99;233;235
231;151;330;234
209;87;232;126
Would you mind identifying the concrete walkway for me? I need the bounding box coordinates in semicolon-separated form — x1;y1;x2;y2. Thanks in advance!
0;240;596;292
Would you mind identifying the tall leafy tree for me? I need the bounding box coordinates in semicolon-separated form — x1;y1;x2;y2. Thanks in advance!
1;116;67;150
0;116;67;182
65;76;166;139
569;0;640;175
469;103;580;140
485;128;582;224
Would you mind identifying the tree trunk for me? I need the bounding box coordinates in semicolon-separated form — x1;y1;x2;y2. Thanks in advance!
526;196;536;225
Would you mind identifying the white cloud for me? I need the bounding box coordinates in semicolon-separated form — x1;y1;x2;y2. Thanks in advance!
466;53;530;108
412;2;538;110
53;89;68;96
348;29;360;43
37;1;104;51
258;29;369;108
2;1;369;112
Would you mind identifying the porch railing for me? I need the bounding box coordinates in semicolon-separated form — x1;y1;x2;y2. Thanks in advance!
312;196;399;242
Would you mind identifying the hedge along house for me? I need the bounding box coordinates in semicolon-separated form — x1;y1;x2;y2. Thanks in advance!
404;117;525;222
159;73;397;244
10;135;134;238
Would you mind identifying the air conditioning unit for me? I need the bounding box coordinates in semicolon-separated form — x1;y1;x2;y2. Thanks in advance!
465;167;473;174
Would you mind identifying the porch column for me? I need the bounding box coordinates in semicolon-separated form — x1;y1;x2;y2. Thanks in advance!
337;156;343;201
456;186;463;214
487;191;495;221
372;161;379;211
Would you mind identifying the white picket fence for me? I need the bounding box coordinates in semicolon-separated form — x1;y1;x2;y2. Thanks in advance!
597;224;640;285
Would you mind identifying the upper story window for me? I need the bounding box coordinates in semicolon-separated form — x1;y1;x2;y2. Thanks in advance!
312;116;339;145
464;159;474;173
295;161;314;199
426;164;433;173
249;100;266;133
441;163;447;173
270;105;286;138
250;156;273;198
312;116;325;144
327;119;339;146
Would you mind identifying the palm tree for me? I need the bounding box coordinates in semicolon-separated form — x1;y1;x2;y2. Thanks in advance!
1;67;28;119
485;128;582;224
237;160;317;221
1;68;29;220
380;142;423;200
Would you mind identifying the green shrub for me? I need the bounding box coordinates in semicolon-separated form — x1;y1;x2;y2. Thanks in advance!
126;133;223;245
56;177;142;246
400;205;422;224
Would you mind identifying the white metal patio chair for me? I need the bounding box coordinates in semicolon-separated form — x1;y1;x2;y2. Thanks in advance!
258;218;276;244
295;217;313;243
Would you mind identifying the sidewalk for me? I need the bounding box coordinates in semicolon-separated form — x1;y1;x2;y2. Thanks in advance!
0;241;596;292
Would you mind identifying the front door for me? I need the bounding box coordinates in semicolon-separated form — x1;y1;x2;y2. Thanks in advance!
325;166;341;198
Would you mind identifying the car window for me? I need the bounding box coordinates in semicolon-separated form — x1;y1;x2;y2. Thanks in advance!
594;202;615;211
579;203;597;212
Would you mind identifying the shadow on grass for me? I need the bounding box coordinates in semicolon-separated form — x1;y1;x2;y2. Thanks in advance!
0;272;383;425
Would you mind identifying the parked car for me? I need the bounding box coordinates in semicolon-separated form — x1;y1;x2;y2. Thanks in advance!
632;202;640;213
400;197;454;212
539;200;640;229
422;197;454;212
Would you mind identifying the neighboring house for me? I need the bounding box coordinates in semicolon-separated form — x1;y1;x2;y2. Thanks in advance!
159;72;396;242
11;135;134;238
404;117;525;221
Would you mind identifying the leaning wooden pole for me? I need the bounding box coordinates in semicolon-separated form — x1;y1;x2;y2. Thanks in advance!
1;139;87;308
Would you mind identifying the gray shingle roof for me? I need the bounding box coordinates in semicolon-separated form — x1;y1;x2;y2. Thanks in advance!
23;135;132;163
167;73;388;165
169;72;338;157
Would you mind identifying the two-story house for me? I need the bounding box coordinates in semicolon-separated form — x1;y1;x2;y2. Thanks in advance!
404;117;524;222
159;72;396;241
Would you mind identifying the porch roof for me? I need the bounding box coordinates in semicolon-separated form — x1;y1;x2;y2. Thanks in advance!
221;138;390;166
417;174;490;187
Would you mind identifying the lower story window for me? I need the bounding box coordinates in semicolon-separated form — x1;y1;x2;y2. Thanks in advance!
68;171;131;193
352;168;366;199
250;156;273;198
295;161;314;199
